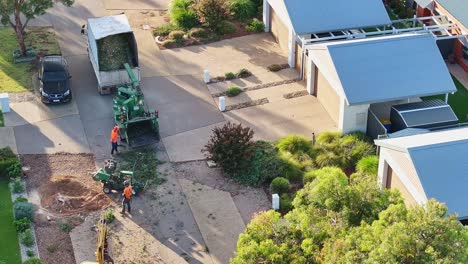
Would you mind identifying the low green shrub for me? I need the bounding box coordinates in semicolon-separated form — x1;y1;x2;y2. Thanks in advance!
13;217;31;233
105;208;115;223
188;27;209;38
153;24;179;37
22;258;43;264
236;68;252;78
279;193;293;213
304;167;343;186
267;64;283;72
59;221;73;233
246;18;264;33
270;177;290;194
316;131;343;144
0;147;16;159
215;76;226;81
7;161;22;178
230;0;256;21
20;229;34;247
12;177;25;193
313;131;374;170
0;147;18;178
235;141;283;187
276;135;314;156
15;196;28;203
168;30;185;44
46;244;58;253
356;155;379;175
162;39;179;48
14;202;34;221
26;250;34;257
170;0;199;29
225;72;236;80
341;134;375;169
303;170;316;184
277;152;304;182
218;21;236;35
226;86;242;97
315;151;343;168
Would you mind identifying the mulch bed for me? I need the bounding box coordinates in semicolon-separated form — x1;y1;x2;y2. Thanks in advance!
20;153;113;264
225;98;269;111
157;20;256;50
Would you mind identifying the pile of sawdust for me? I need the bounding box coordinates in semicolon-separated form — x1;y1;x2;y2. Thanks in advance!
40;176;111;215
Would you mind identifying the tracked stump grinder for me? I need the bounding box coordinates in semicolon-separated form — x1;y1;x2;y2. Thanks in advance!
92;159;142;194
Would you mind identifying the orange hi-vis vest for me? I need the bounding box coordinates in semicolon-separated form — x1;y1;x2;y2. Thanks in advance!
110;130;119;143
123;186;133;199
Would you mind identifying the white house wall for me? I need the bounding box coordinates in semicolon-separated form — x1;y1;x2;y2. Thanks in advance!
340;101;369;133
377;148;428;205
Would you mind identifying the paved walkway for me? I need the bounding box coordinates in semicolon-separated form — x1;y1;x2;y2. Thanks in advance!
180;180;245;264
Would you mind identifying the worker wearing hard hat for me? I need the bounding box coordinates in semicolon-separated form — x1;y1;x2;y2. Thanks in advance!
110;126;120;155
121;180;133;214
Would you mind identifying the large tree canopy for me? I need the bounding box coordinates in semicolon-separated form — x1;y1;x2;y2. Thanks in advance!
232;167;468;264
0;0;73;55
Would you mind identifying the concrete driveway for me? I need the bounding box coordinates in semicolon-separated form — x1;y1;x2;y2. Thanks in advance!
103;0;170;10
161;33;289;77
141;75;224;138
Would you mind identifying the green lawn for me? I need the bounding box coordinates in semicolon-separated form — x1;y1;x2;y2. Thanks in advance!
0;179;21;264
0;109;4;127
0;26;61;93
423;76;468;122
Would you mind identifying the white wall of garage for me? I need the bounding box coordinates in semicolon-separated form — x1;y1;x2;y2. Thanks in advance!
339;101;369;133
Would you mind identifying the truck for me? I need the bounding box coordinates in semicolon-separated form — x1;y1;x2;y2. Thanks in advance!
86;14;141;95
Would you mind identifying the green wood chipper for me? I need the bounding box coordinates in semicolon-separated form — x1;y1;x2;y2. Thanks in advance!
113;63;159;147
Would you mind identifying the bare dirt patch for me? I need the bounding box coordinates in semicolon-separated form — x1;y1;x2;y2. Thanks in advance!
21;153;113;264
40;175;110;215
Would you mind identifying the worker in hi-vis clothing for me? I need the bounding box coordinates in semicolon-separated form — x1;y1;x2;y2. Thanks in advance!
110;126;120;155
121;180;133;214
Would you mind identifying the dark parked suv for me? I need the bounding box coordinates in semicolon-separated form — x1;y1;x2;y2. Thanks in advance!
38;56;72;104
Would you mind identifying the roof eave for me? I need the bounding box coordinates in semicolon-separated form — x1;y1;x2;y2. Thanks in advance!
347;90;456;106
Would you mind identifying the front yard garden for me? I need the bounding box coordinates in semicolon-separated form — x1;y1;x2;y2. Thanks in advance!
0;27;60;93
423;76;468;122
0;148;22;264
153;0;265;49
202;123;468;263
0;109;4;127
202;123;376;213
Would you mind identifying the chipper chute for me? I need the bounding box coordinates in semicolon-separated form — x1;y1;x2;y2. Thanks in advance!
113;63;159;147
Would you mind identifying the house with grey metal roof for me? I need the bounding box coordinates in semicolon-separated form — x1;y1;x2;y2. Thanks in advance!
375;126;468;223
262;0;391;67
303;33;456;134
414;0;468;71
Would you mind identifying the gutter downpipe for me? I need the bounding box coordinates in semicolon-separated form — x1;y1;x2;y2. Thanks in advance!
300;37;306;80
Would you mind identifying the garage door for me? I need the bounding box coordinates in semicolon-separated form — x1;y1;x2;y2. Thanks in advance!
316;70;341;123
270;6;289;53
386;166;418;207
295;43;307;75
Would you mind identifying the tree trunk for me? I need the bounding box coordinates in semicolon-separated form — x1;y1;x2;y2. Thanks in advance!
13;1;27;56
